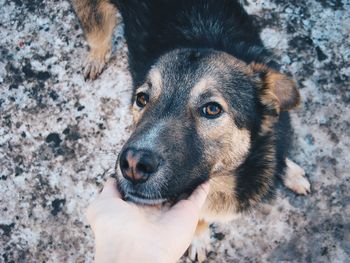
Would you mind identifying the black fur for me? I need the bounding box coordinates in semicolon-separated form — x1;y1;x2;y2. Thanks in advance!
111;0;273;86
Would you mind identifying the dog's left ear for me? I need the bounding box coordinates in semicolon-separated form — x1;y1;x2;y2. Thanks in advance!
250;63;300;112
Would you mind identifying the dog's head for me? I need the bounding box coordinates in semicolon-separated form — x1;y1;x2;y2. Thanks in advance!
116;49;300;205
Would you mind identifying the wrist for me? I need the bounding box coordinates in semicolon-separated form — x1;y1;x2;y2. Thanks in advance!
94;236;175;263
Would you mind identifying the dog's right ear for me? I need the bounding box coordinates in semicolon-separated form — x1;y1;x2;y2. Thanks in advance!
250;63;301;113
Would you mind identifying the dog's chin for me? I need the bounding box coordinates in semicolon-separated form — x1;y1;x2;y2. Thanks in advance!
124;192;169;206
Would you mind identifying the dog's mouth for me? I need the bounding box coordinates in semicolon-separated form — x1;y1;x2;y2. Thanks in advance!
124;191;168;206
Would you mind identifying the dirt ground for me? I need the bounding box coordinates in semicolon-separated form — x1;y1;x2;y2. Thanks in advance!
0;0;349;262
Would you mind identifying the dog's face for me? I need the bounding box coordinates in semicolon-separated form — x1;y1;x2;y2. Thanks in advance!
116;49;299;205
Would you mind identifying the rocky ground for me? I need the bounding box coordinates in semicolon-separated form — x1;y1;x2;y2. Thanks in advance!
0;0;349;262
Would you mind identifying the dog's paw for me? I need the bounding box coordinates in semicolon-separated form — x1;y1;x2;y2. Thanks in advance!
284;158;311;195
83;46;111;80
188;226;211;263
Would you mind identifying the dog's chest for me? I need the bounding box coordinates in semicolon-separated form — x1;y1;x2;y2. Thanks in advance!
200;175;239;222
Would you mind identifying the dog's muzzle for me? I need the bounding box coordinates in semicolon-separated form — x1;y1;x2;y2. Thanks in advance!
119;147;161;184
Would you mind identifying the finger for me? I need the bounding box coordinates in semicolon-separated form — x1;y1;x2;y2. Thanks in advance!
86;179;123;225
99;178;122;199
187;182;210;210
156;182;210;257
162;182;210;221
173;182;210;213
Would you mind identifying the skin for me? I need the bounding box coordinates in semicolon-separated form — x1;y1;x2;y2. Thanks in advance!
86;178;210;263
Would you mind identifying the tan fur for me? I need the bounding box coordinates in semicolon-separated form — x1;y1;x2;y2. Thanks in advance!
266;72;300;111
250;63;301;111
132;69;163;124
249;63;300;135
284;158;311;195
72;0;117;79
189;220;211;263
189;78;210;104
132;84;149;124
187;75;252;222
205;117;250;171
147;68;163;100
189;78;229;111
200;111;276;219
195;220;209;236
211;52;250;74
190;78;251;175
201;175;239;222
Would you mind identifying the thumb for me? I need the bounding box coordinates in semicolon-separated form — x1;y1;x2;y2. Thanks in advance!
156;182;210;261
161;182;210;222
86;178;121;225
186;182;210;210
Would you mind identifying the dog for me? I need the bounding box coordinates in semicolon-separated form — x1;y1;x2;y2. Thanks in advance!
72;0;311;261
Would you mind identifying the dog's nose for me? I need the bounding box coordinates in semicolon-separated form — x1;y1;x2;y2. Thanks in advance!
119;148;159;184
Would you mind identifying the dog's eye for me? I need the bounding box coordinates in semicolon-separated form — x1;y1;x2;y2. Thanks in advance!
201;102;223;118
135;92;149;108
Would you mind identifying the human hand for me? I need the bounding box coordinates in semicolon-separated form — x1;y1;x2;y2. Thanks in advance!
86;178;209;263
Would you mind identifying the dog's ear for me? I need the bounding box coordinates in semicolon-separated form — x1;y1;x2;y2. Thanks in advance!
250;63;300;113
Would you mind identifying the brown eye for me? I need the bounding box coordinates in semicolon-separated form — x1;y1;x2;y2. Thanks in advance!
135;92;149;108
201;102;223;119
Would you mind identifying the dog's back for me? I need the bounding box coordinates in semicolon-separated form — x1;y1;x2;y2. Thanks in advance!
112;0;270;83
72;0;271;80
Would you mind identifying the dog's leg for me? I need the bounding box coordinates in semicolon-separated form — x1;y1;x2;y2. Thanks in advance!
72;0;117;79
283;158;311;195
188;220;211;263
